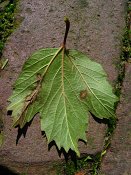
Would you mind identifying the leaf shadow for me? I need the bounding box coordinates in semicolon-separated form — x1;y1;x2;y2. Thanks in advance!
0;165;18;175
16;119;33;145
90;112;110;125
90;112;117;129
7;110;12;116
48;140;77;163
41;133;69;160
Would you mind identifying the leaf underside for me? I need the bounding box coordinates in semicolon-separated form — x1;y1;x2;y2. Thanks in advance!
8;47;118;156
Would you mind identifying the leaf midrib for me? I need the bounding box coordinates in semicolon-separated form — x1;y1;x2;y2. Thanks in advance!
61;49;76;150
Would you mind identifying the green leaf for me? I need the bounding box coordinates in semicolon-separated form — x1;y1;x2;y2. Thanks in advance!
0;132;4;147
7;47;118;156
0;58;8;70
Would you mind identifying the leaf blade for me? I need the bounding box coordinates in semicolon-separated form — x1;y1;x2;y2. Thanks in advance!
8;48;118;156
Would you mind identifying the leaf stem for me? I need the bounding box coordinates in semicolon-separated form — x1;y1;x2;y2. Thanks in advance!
63;17;70;48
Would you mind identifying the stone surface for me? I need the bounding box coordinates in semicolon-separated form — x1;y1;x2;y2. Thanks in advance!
0;0;126;174
101;63;131;175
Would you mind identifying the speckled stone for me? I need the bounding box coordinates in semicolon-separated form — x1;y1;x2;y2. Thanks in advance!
101;63;131;175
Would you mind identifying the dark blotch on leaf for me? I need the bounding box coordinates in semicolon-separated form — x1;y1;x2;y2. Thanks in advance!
80;90;87;100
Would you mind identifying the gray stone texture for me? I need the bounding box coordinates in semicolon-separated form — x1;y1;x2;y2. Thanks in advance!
101;63;131;175
0;0;127;174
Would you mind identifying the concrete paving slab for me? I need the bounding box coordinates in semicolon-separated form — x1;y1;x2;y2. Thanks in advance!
0;0;127;174
101;63;131;175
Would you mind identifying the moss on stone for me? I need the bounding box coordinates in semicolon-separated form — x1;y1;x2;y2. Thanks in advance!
0;0;19;57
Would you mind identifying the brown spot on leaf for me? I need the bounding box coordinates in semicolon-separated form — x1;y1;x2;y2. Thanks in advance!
80;90;87;100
